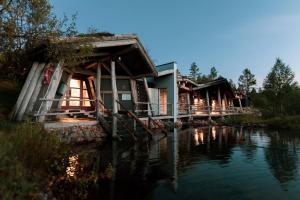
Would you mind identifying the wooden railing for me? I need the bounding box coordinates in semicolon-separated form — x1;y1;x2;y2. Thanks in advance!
98;99;136;141
116;100;154;140
134;102;173;117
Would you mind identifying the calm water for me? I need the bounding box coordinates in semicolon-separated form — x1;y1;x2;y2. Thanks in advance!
67;127;300;200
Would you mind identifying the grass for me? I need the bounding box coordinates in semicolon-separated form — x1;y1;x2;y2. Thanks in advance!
218;114;300;130
0;121;70;199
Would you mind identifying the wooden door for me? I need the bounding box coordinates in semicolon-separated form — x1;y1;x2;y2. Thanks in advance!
159;88;167;115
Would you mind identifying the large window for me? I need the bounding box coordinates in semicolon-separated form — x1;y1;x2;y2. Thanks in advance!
62;78;91;109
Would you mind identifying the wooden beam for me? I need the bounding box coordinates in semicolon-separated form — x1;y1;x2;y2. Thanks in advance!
217;88;222;113
206;89;211;119
117;60;133;76
85;62;97;69
143;77;154;116
96;62;101;120
238;98;242;109
72;66;96;76
16;63;46;121
223;93;227;110
37;61;64;122
101;62;111;74
111;60;118;138
98;44;138;63
26;63;47;115
10;62;39;119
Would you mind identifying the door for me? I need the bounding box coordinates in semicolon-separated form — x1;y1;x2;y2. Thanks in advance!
159;88;167;115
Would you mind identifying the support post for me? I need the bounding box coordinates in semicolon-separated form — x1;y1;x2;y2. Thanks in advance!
217;87;223;118
96;62;101;120
37;61;64;122
223;94;227;113
206;90;211;120
130;79;138;130
187;93;191;115
143;77;154;116
111;60;118;138
238;97;242;111
10;62;39;119
25;63;47;115
16;63;45;121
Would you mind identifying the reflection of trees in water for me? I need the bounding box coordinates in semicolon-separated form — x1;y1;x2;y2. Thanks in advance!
264;131;300;185
239;128;258;161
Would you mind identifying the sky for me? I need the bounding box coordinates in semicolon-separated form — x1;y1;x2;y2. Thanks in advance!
51;0;300;87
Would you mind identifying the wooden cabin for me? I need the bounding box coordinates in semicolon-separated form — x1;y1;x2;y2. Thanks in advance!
147;62;178;122
177;72;198;116
11;34;158;137
191;77;240;117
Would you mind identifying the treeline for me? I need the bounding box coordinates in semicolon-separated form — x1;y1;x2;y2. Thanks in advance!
188;58;300;117
251;59;300;117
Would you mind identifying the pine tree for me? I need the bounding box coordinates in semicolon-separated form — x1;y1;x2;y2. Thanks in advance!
209;66;218;80
189;62;200;81
238;68;256;95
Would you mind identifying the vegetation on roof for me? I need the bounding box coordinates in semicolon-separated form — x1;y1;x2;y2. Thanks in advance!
77;32;115;38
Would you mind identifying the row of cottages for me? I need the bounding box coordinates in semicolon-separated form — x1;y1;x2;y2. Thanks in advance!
146;62;248;122
11;33;247;136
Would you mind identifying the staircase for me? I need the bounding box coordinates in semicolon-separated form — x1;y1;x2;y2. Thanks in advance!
95;99;169;142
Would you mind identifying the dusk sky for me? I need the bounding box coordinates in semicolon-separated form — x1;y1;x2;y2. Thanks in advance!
51;0;300;87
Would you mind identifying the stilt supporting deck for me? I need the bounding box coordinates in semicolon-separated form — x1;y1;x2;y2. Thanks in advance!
96;62;102;120
111;60;118;138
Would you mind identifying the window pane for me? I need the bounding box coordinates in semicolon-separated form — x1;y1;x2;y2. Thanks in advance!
71;88;80;97
69;98;80;106
101;79;112;91
70;79;80;88
83;100;91;107
83;89;89;98
83;81;87;89
117;79;130;91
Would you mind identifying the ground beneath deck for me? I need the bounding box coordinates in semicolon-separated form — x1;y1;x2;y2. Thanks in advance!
44;118;98;129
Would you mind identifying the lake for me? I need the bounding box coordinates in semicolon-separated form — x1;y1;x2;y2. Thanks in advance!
65;126;300;200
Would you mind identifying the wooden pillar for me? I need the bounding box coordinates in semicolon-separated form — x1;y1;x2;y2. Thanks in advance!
206;90;211;120
10;62;39;119
96;63;101;120
16;63;45;121
217;88;222;113
130;79;138;130
223;94;227;112
111;60;118;138
238;98;242;109
38;61;64;122
187;93;191;115
143;77;154;116
26;63;47;115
